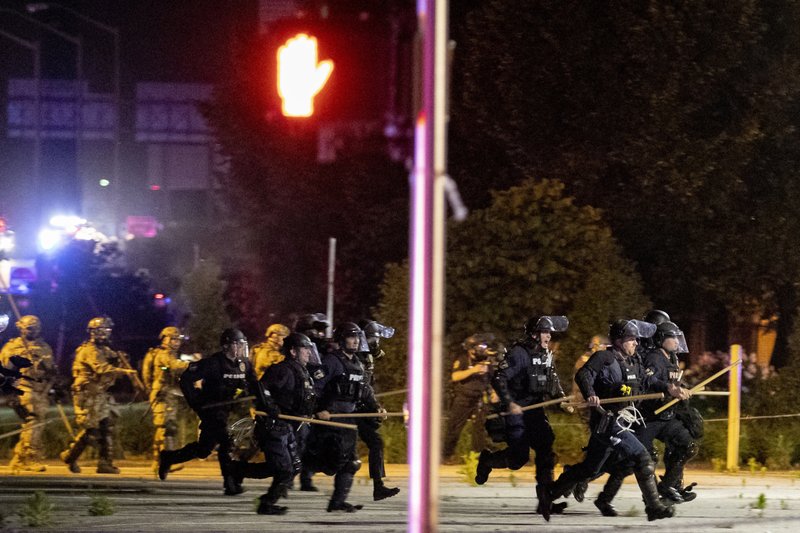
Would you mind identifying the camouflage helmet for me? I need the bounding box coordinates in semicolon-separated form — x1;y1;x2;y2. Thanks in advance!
16;315;42;336
265;323;290;338
87;316;114;332
159;326;183;341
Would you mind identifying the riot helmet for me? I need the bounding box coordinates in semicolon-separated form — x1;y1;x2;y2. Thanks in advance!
16;315;42;340
524;315;569;336
643;309;671;326
220;328;248;360
87;316;114;344
654;321;689;354
333;322;368;354
360;320;395;354
280;332;321;366
609;319;656;342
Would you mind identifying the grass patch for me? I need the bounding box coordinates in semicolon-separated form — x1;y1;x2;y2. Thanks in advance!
623;505;641;517
88;494;116;516
750;493;767;510
19;491;54;527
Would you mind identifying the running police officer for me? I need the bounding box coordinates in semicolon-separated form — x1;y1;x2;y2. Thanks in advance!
158;328;261;496
474;316;572;518
304;322;367;512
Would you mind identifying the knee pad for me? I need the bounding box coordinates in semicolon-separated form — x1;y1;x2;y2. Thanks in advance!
343;458;362;475
686;441;699;461
634;450;655;476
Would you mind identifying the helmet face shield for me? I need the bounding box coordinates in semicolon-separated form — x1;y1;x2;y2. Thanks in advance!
535;315;569;333
628;319;656;339
657;322;689;353
306;342;322;366
0;314;8;334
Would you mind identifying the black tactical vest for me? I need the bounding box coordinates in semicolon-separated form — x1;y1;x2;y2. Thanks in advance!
332;351;365;403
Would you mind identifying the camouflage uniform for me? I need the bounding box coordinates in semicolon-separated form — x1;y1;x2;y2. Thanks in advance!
250;324;290;379
60;317;136;474
143;327;192;471
0;316;55;472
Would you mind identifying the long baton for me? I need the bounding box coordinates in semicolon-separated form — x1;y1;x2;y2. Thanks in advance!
375;388;408;399
654;360;742;415
328;411;405;419
486;395;576;420
566;392;665;409
253;411;358;430
56;403;76;440
201;395;256;410
0;419;58;442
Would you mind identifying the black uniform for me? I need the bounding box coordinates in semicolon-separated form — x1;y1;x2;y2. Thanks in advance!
476;339;565;498
159;351;261;494
638;347;697;498
442;351;492;459
232;356;316;513
304;348;365;510
550;347;674;520
355;351;389;482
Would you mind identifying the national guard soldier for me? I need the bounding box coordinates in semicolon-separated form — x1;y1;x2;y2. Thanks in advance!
474;316;573;518
1;315;56;472
60;317;138;474
304;322;368;512
250;323;290;379
231;332;320;515
546;319;689;522
158;328;261;496
441;333;496;463
142;326;198;474
356;320;400;501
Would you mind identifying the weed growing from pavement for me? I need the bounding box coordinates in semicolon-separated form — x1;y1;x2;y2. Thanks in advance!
88;495;115;516
781;500;789;510
508;472;518;487
750;493;767;510
457;451;480;486
19;491;53;527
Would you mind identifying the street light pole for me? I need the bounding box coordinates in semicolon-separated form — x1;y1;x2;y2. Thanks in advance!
27;2;122;236
0;30;41;226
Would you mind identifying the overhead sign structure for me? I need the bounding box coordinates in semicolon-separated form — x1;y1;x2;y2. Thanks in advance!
277;33;333;117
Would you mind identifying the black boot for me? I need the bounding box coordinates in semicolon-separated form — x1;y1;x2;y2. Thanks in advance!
474;449;492;485
96;419;120;474
60;429;95;474
373;480;400;501
223;475;246;496
158;449;174;481
636;469;675;521
327;501;363;513
657;478;684;503
257;494;288;515
536;484;553;522
594;473;624;517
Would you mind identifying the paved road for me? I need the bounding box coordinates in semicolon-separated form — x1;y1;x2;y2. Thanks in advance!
1;461;799;531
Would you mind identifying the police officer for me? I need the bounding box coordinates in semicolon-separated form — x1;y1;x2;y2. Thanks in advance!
1;315;55;472
639;320;699;501
142;326;197;473
304;322;367;512
250;323;291;379
547;319;689;522
232;332;320;514
60;317;138;474
294;313;331;355
158;328;261;496
474;316;572;518
441;333;495;463
357;320;400;501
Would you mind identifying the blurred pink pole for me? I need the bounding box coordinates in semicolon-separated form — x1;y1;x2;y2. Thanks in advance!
408;0;448;532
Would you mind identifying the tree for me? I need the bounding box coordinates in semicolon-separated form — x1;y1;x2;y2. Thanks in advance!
375;178;651;392
179;260;230;355
450;0;800;365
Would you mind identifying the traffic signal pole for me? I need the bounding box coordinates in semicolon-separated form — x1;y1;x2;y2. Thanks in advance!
408;1;449;532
